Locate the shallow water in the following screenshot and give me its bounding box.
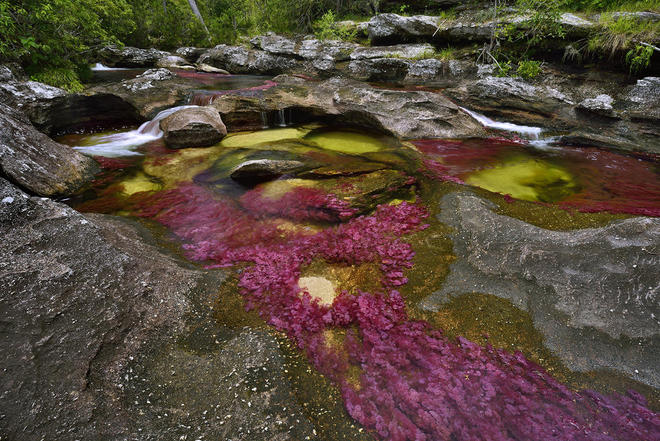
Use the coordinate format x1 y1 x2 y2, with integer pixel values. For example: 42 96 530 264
59 108 660 440
414 138 660 217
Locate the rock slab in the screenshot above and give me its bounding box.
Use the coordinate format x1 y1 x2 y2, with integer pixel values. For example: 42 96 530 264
421 191 660 388
160 105 227 148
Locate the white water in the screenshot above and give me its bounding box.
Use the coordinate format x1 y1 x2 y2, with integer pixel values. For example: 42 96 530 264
461 107 543 140
91 63 128 71
73 106 196 157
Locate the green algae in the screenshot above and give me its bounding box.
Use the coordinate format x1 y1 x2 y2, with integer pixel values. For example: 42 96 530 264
274 332 376 441
119 171 163 195
465 156 579 203
219 127 311 148
304 130 388 154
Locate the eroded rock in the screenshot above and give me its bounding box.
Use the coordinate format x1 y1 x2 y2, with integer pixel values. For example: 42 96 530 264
160 106 227 148
421 191 660 387
0 177 318 440
0 103 97 196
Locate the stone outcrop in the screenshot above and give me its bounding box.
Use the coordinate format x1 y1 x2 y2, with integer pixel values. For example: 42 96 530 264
89 68 200 119
366 12 596 45
98 45 172 68
421 191 660 388
0 103 97 196
0 67 142 134
160 106 227 148
0 177 318 440
211 75 486 139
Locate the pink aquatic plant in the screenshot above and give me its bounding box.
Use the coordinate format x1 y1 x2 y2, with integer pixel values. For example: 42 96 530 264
239 186 359 222
131 181 660 441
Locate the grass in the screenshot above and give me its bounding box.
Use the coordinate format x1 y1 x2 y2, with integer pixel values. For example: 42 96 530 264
588 13 660 56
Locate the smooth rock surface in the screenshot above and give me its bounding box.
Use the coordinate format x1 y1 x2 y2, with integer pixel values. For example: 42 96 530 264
421 191 660 387
0 103 97 196
160 106 227 148
0 178 318 440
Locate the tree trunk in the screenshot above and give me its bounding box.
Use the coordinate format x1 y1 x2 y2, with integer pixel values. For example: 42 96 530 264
186 0 210 36
162 0 167 14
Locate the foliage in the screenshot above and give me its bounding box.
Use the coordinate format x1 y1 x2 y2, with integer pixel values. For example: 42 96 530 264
562 0 660 12
626 44 654 72
30 67 85 92
506 0 566 48
314 10 359 41
516 59 542 78
495 60 514 77
586 14 659 72
0 0 135 91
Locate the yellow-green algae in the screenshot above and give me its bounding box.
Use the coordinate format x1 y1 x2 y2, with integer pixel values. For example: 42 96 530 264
119 171 163 195
219 127 311 148
465 156 579 203
304 130 388 154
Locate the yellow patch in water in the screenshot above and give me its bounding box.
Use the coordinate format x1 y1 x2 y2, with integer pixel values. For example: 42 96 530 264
219 128 310 148
305 131 387 154
120 172 162 195
465 157 578 203
258 178 317 200
298 276 337 306
142 146 224 188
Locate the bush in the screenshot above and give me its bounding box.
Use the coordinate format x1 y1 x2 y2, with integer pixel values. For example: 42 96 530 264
516 59 543 79
314 10 358 41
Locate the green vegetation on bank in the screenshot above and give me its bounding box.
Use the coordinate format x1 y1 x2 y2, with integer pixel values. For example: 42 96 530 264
0 0 658 90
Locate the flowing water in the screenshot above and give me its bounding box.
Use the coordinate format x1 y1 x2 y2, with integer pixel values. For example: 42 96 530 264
57 81 660 440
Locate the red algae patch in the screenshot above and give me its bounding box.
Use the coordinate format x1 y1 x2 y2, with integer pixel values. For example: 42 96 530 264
126 180 659 441
415 138 660 217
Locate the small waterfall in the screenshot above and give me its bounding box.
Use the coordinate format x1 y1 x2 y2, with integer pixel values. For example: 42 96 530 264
91 63 127 71
73 106 196 157
278 109 287 127
260 112 269 129
137 105 196 137
461 107 543 140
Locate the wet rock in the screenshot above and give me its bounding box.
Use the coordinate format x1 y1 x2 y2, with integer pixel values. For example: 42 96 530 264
160 106 227 148
348 57 412 82
350 43 436 60
212 76 486 139
406 59 475 82
175 46 207 63
421 191 660 388
98 44 171 68
297 39 359 61
156 55 192 69
196 63 230 74
623 76 660 122
198 44 302 75
366 13 439 44
0 103 97 196
0 77 142 134
577 94 616 117
445 75 575 127
367 12 595 45
230 159 309 183
0 178 318 440
89 70 199 119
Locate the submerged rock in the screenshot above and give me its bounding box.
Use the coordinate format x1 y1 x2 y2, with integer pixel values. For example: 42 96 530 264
0 103 97 196
230 158 309 183
421 191 660 388
160 106 227 148
0 177 318 440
